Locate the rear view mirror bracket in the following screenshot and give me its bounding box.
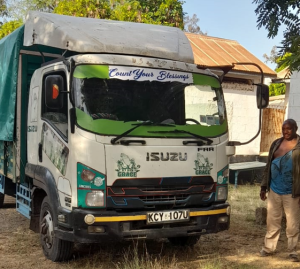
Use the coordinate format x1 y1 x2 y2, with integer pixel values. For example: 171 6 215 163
228 62 269 146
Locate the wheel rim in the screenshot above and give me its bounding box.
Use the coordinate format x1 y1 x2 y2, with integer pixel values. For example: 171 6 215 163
41 210 54 249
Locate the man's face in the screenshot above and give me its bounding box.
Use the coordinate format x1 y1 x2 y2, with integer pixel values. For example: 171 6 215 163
282 122 296 140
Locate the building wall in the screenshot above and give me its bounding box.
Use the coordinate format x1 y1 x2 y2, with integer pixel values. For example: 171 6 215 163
222 82 261 155
286 72 300 130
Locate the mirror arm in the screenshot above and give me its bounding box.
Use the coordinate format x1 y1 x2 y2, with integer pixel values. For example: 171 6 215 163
70 107 76 134
67 59 76 134
228 62 264 146
69 58 76 108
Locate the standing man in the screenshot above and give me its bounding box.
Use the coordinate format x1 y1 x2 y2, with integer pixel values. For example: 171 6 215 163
260 119 300 262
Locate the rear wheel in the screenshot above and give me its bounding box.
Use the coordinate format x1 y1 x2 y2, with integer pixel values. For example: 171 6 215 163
168 235 200 247
40 196 73 261
0 192 4 208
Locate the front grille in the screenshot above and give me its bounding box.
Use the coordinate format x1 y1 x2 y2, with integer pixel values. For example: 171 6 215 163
139 194 189 202
107 176 216 209
140 185 190 192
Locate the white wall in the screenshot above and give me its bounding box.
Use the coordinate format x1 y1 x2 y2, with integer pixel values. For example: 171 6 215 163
286 72 300 130
222 82 261 155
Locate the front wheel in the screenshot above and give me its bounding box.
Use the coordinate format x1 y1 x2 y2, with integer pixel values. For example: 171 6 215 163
40 196 73 261
168 235 200 247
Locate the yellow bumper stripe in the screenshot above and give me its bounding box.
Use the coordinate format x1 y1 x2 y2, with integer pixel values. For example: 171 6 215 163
190 208 227 217
94 208 227 223
95 215 147 222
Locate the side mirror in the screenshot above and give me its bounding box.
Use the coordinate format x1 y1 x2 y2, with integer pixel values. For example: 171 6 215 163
256 84 269 109
45 75 64 109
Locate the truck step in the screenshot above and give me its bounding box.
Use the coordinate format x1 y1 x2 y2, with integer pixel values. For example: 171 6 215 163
16 183 31 219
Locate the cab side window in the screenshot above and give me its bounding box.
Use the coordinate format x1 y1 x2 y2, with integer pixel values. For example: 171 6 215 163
42 71 68 138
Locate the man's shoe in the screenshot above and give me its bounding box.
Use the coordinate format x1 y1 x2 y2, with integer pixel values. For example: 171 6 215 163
260 250 272 257
289 254 299 262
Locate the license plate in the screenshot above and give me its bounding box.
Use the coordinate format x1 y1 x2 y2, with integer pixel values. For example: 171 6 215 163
147 209 190 224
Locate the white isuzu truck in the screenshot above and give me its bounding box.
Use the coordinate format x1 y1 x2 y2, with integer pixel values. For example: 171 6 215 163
0 12 268 261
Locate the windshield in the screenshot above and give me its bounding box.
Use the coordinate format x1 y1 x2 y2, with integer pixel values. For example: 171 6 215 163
72 65 227 138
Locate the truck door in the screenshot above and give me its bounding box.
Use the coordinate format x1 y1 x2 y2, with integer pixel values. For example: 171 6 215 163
38 68 70 181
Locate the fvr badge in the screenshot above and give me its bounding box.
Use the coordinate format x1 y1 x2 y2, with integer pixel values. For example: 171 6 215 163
198 147 214 152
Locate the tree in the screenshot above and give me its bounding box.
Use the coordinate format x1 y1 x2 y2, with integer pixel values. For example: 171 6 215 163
6 0 60 21
54 0 111 19
184 14 206 35
0 20 22 39
253 0 300 71
269 83 286 97
263 45 278 65
54 0 184 28
262 47 289 97
276 52 292 72
0 0 8 25
0 0 185 39
0 0 7 14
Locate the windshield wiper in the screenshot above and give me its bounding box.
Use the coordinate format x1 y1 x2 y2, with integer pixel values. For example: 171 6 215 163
148 129 213 145
111 121 175 144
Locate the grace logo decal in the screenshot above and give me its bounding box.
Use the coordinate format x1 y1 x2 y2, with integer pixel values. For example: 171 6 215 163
116 153 141 177
194 153 213 175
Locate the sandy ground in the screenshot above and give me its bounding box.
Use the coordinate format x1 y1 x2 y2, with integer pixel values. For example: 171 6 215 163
1 195 300 269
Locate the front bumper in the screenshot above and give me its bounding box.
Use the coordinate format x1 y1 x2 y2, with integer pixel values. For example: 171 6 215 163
55 203 230 243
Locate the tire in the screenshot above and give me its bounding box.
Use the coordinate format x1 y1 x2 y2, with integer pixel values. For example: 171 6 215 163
168 235 200 247
40 196 73 261
0 192 4 208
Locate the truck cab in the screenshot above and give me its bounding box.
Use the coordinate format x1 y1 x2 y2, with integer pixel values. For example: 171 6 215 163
0 11 233 261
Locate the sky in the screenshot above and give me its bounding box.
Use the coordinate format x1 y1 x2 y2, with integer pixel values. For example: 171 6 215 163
182 0 284 70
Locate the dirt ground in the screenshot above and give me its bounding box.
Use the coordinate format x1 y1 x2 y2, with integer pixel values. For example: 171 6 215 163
1 195 300 269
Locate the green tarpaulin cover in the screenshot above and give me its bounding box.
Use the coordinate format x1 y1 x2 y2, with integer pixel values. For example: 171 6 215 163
0 26 24 141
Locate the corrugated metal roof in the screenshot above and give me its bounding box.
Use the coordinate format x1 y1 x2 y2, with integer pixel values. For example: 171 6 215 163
277 67 290 79
185 33 277 78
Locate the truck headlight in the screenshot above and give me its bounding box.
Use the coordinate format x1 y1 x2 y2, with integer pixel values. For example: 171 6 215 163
216 186 227 201
77 163 106 208
86 191 105 206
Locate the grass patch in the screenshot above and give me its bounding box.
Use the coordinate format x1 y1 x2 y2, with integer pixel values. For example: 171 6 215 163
196 254 261 269
5 185 268 269
228 184 266 228
114 242 179 269
65 185 267 269
9 227 40 255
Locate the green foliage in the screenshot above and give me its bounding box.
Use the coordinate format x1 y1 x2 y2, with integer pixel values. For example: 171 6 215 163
253 0 300 71
107 1 143 22
0 0 8 17
0 20 22 39
54 0 184 28
0 0 185 40
269 83 286 97
262 46 292 73
23 0 58 12
275 52 292 72
54 0 111 18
